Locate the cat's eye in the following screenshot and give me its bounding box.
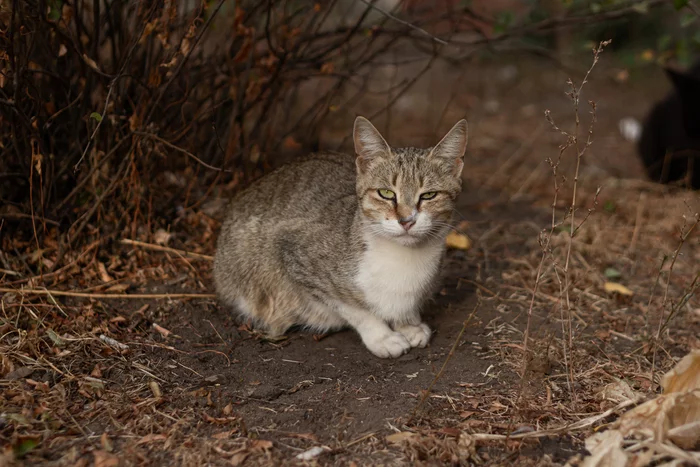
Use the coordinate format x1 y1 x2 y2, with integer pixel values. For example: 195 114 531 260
420 192 438 200
377 189 396 200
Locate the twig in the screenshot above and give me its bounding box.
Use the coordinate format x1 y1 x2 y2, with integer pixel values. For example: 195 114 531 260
628 192 646 253
358 0 448 45
470 398 640 441
0 212 60 226
133 131 230 173
409 300 480 421
650 212 700 385
144 0 227 125
0 287 216 299
120 239 214 261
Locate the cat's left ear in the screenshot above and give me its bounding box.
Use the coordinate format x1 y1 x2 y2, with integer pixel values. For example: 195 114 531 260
429 119 468 176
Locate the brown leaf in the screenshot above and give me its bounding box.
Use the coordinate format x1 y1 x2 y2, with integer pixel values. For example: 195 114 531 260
100 433 113 452
386 432 417 444
250 439 272 451
97 262 113 283
153 229 172 245
283 136 302 151
5 367 33 380
152 323 172 338
581 431 628 467
91 364 103 378
137 434 167 445
282 432 317 442
203 413 236 425
661 349 700 394
105 283 129 293
212 430 235 440
230 452 249 466
0 354 14 377
82 54 100 71
93 450 119 467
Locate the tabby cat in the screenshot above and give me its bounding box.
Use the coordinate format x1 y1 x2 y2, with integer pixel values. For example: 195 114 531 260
214 117 468 358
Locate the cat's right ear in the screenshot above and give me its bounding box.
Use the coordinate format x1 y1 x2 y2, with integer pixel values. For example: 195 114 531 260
353 116 390 173
665 66 700 96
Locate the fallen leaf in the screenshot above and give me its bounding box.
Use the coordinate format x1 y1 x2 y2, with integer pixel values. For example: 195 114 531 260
283 432 317 441
5 366 33 380
212 430 235 440
446 231 471 250
595 379 642 404
295 446 328 461
97 262 113 283
1 354 15 377
250 439 272 451
603 282 633 296
149 381 162 398
223 404 233 416
661 349 700 394
136 433 167 445
46 328 65 347
100 433 113 452
152 323 172 338
283 136 302 150
386 432 417 444
668 420 700 450
154 229 172 245
230 452 248 466
617 389 700 443
105 283 129 293
90 364 102 378
82 54 100 71
581 430 628 467
93 450 119 467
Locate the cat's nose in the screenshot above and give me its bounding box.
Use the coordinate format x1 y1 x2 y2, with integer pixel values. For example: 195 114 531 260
399 218 415 231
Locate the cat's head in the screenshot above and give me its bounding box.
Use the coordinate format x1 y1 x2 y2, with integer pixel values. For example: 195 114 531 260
666 64 700 136
353 116 468 247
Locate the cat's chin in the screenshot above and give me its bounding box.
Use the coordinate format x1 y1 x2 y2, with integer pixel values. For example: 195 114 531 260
387 232 426 247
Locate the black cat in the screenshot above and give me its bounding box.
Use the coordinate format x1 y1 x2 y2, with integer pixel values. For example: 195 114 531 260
638 59 700 189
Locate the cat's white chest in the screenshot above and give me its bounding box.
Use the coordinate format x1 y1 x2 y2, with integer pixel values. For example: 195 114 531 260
356 237 443 321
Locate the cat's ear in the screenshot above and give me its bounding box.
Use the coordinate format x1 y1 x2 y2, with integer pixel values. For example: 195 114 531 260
429 119 468 176
353 116 391 173
665 66 700 134
665 66 700 95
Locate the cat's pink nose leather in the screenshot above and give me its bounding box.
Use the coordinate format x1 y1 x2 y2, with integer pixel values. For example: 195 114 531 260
399 219 415 231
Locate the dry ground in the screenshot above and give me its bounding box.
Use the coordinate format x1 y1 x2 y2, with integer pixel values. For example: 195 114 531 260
1 52 699 466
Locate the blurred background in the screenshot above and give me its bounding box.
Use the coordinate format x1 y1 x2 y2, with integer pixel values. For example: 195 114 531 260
0 0 698 255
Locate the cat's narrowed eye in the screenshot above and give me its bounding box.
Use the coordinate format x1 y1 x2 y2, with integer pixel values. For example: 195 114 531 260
377 189 396 200
420 191 438 200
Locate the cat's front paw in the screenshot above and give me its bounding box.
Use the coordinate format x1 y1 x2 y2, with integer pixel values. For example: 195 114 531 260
396 322 431 348
364 331 411 358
